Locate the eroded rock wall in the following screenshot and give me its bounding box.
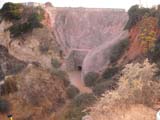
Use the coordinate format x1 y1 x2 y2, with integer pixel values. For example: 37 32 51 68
53 8 128 74
54 8 127 51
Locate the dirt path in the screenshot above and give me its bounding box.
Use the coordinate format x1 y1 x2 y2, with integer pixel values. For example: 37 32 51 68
68 71 92 93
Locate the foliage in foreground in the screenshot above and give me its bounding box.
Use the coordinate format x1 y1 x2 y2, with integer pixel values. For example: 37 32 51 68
110 38 130 63
148 36 160 62
51 66 70 87
66 85 80 99
102 67 119 79
0 99 10 114
0 2 23 20
84 72 99 87
89 60 160 120
9 12 43 37
0 2 45 37
125 4 160 30
124 5 150 30
1 77 18 95
51 58 61 69
60 93 96 120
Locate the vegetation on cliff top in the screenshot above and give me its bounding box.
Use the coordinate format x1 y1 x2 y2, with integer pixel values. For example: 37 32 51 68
0 2 23 20
0 2 44 37
124 5 160 30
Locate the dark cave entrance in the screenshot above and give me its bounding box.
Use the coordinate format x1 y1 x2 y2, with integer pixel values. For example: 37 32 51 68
77 66 82 71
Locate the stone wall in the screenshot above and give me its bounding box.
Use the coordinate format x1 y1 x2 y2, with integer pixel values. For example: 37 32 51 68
65 49 89 71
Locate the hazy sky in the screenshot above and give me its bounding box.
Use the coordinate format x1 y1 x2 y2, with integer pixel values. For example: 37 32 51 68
0 0 160 10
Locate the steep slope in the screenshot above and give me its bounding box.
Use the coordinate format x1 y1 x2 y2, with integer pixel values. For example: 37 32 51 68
2 65 67 120
0 44 27 81
82 31 128 75
119 17 159 64
53 8 128 73
0 4 68 120
0 21 60 69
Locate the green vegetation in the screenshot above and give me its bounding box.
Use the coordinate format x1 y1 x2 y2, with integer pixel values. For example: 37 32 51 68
148 37 160 62
158 15 160 28
73 93 96 107
0 99 10 114
60 104 86 120
0 2 22 20
125 4 160 30
51 58 61 69
0 2 45 37
66 85 80 99
110 38 130 63
60 93 96 120
0 69 5 80
84 72 99 87
9 12 44 37
89 60 160 119
124 5 150 30
138 17 157 52
91 66 119 96
1 78 18 95
8 63 26 75
93 80 116 96
39 42 49 54
102 67 119 79
52 68 70 87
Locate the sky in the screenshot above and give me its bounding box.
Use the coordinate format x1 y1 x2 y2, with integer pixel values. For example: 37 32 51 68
0 0 160 10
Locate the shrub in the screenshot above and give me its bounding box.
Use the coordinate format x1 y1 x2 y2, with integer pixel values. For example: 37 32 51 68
9 22 30 37
0 68 5 80
8 63 26 75
158 14 160 28
0 99 10 114
110 38 130 63
52 69 70 87
67 85 80 99
1 2 23 20
89 60 160 120
27 12 43 29
1 77 18 95
102 67 119 79
60 104 86 120
9 12 43 37
60 93 96 120
148 37 160 62
84 72 99 87
124 5 150 30
39 43 49 53
9 7 44 37
51 58 61 68
93 80 116 96
73 93 96 107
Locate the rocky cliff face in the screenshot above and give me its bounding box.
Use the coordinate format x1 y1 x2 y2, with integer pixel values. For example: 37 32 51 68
53 7 128 74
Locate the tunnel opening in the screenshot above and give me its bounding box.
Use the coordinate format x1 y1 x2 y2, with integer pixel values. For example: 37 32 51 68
77 66 82 71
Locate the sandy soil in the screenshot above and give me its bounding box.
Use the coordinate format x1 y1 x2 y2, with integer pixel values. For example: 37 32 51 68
68 71 92 93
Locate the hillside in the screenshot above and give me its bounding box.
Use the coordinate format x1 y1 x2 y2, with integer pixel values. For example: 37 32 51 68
54 7 128 74
86 5 160 120
0 3 69 120
0 2 160 120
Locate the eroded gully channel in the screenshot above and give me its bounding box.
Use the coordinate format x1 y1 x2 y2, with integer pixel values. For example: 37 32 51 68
67 71 92 93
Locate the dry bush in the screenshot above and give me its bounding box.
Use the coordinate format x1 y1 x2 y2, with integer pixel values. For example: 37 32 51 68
66 85 80 99
0 99 10 114
1 76 18 95
89 59 160 120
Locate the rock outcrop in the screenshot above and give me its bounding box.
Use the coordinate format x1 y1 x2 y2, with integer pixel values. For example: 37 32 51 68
0 45 27 81
0 20 59 69
82 31 128 75
53 7 128 74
